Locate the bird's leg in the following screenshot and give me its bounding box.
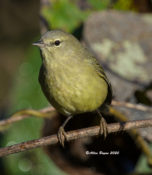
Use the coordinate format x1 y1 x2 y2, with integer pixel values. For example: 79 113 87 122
97 109 108 138
58 115 72 147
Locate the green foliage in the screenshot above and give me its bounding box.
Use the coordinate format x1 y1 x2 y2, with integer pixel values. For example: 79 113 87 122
135 151 152 173
10 48 47 111
42 0 88 32
42 0 112 32
113 0 135 11
88 0 110 10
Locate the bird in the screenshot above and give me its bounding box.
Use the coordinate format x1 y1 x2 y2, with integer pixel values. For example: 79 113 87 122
33 30 112 146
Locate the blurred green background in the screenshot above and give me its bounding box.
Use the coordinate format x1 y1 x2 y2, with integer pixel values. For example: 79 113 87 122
0 0 152 175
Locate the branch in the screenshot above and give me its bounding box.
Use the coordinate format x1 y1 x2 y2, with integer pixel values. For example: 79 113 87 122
0 119 152 158
112 100 152 112
0 107 55 131
0 100 151 131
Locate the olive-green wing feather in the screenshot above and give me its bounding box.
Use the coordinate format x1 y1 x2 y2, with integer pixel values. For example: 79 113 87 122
97 64 112 105
87 55 112 105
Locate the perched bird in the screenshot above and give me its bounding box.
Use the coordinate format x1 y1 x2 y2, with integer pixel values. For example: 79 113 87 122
33 30 112 146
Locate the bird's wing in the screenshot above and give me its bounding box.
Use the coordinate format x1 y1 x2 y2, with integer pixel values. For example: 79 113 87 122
87 55 112 105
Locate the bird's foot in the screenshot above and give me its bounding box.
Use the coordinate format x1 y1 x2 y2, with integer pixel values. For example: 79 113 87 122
57 126 68 147
99 117 108 138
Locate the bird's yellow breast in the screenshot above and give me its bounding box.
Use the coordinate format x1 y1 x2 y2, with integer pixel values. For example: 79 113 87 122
41 58 108 115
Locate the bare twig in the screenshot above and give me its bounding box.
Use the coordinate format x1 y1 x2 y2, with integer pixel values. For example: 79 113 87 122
0 100 151 131
0 119 152 158
0 107 55 131
112 100 152 112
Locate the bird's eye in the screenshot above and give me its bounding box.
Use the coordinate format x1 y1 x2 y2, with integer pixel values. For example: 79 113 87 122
54 40 61 46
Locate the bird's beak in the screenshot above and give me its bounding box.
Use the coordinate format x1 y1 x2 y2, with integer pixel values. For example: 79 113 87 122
32 40 45 47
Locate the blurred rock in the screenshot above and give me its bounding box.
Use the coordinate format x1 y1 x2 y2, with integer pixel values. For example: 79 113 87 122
84 10 152 86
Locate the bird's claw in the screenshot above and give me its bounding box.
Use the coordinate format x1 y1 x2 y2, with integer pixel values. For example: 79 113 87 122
57 126 67 147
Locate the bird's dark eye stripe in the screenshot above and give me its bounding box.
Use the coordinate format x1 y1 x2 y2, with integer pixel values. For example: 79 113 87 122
54 40 61 46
